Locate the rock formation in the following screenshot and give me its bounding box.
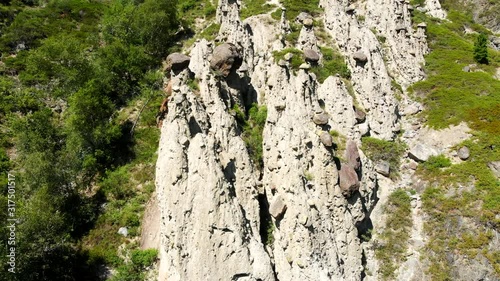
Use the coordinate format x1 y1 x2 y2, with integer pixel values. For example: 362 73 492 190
153 0 449 280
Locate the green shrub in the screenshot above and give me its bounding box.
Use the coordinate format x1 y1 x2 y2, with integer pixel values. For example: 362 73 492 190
361 137 406 177
233 104 267 169
272 48 304 70
131 249 158 268
474 33 489 64
199 23 221 41
281 0 321 21
311 47 351 82
240 0 276 20
421 155 451 171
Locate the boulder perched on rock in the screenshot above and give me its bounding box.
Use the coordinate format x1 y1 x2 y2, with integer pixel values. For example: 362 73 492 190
312 112 329 125
303 18 314 28
320 132 333 147
345 141 361 171
457 146 470 160
164 53 191 73
354 107 366 123
210 43 242 77
269 195 287 218
353 52 368 63
375 161 390 177
339 165 360 197
303 48 320 63
408 143 438 162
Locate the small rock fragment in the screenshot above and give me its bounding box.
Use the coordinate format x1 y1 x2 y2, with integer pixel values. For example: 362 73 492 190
269 195 287 218
408 143 438 162
353 52 368 63
375 161 390 177
118 227 128 237
299 63 311 70
284 53 294 61
303 18 314 28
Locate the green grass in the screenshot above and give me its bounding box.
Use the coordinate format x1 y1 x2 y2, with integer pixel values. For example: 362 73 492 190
280 0 322 21
310 47 351 83
233 104 268 169
375 189 412 280
199 23 221 41
272 48 304 70
361 137 407 178
409 8 500 279
178 0 216 26
240 0 277 20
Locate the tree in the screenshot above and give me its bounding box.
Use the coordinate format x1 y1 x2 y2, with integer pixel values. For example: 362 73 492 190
474 33 489 64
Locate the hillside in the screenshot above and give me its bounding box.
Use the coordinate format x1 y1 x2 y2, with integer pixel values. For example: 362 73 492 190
0 0 499 280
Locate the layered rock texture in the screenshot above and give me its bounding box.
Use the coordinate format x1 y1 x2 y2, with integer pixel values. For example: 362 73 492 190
153 0 450 280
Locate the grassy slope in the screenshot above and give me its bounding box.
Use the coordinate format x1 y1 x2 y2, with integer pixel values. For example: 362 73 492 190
409 7 500 280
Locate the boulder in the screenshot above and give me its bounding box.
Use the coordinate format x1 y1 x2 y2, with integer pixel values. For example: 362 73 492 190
210 43 242 77
457 146 470 160
375 161 390 177
313 112 329 125
354 107 366 123
117 227 128 237
269 195 287 218
303 18 314 28
303 48 320 63
345 141 361 171
353 52 368 63
284 53 294 61
408 143 438 162
164 53 191 73
295 12 312 23
339 165 360 197
320 132 333 147
488 161 500 179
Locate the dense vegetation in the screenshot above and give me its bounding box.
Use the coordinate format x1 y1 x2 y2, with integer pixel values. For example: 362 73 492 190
410 4 500 280
0 0 179 280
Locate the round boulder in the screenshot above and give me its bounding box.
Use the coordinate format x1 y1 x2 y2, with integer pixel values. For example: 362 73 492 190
210 43 242 77
164 53 191 73
353 51 368 63
457 146 470 160
313 112 329 125
304 48 320 63
339 165 360 197
320 132 333 147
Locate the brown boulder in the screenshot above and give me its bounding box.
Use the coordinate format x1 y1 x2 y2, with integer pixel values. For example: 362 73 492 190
210 43 242 77
339 165 360 197
345 141 361 171
164 53 191 73
313 112 329 125
304 48 320 63
320 132 333 147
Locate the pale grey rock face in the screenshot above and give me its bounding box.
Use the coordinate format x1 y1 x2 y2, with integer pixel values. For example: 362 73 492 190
424 0 447 19
154 0 437 280
408 143 439 162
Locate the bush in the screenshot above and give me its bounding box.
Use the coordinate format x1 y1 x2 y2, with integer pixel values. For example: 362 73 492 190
272 48 304 70
234 104 267 169
474 33 489 64
311 47 351 82
361 137 406 177
240 0 276 20
421 155 451 171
